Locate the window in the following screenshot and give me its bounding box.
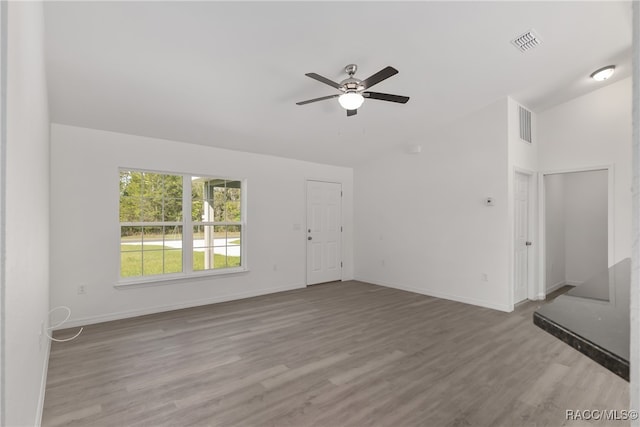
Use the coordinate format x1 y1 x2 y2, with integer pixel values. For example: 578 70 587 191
119 170 245 281
191 178 242 271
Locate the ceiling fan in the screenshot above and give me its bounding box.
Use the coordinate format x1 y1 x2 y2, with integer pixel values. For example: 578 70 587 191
296 64 410 117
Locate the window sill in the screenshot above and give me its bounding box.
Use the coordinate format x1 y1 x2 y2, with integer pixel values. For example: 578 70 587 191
114 267 249 289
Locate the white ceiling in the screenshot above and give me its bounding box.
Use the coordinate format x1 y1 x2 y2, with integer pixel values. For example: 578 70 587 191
44 1 632 167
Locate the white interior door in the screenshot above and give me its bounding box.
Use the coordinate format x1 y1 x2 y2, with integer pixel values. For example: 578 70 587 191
306 180 342 285
514 172 530 303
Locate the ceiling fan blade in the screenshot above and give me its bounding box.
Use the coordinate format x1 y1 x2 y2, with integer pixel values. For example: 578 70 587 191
296 94 340 105
363 91 410 104
305 73 342 89
360 66 399 89
347 109 357 117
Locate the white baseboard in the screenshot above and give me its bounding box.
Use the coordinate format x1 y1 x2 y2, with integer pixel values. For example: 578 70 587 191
353 276 513 313
35 338 51 427
545 280 567 294
57 283 306 329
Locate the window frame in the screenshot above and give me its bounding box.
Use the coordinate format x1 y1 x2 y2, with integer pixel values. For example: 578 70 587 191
117 168 248 287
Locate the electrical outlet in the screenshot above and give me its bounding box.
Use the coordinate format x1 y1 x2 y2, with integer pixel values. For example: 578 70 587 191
78 285 86 295
482 273 488 282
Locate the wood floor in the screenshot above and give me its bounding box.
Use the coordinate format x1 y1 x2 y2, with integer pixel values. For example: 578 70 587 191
42 281 629 427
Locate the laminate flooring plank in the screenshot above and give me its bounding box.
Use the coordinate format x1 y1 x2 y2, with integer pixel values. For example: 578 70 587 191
261 353 351 390
42 404 102 427
173 364 289 409
328 350 405 385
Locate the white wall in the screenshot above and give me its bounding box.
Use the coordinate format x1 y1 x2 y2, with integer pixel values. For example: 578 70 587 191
564 170 608 283
538 77 632 266
50 124 353 326
544 170 608 291
544 174 566 291
5 2 51 426
354 99 511 311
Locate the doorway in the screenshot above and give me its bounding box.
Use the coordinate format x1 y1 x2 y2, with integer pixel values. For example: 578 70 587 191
543 169 608 295
306 180 342 285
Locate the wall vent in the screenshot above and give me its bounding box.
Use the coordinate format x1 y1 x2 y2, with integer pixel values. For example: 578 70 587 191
511 30 541 53
519 106 532 143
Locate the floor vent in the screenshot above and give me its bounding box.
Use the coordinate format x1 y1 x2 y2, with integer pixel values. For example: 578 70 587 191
511 30 541 53
519 106 532 143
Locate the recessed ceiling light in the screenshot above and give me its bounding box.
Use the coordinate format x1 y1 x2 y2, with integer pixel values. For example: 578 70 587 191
590 65 615 82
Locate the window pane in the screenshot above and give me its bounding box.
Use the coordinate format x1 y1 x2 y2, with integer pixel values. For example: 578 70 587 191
192 224 243 272
191 179 204 200
121 226 142 251
193 225 205 246
163 175 183 199
164 226 182 247
163 249 182 274
227 186 241 201
202 199 215 222
213 247 227 269
193 178 235 223
214 225 227 245
164 198 182 221
213 187 225 221
227 243 241 258
227 253 241 267
227 185 241 222
121 251 142 277
141 198 163 222
201 247 217 271
142 226 163 249
195 225 215 248
192 199 204 221
193 248 205 271
225 200 241 222
163 226 183 274
141 172 164 198
119 171 129 194
142 250 164 276
120 171 142 197
119 196 141 222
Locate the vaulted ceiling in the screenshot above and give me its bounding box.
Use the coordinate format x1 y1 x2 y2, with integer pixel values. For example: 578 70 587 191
44 1 632 166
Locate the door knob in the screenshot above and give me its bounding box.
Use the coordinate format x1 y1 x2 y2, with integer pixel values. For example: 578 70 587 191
308 236 312 240
525 241 532 246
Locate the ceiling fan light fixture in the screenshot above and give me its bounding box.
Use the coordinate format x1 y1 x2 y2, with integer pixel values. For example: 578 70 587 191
338 92 364 110
590 65 615 81
296 65 408 116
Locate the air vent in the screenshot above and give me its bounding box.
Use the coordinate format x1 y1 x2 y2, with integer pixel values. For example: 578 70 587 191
511 30 542 53
519 106 532 143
